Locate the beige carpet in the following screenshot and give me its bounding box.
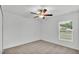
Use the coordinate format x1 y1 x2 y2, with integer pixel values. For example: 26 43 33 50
3 40 79 54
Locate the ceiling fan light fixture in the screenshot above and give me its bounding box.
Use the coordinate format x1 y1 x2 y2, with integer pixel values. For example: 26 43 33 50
30 8 53 19
39 15 44 18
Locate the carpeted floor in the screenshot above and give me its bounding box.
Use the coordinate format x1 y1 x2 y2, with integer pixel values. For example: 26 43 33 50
3 40 79 54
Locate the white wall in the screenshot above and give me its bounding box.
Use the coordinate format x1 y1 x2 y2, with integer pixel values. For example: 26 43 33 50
3 11 40 49
0 7 2 53
42 11 79 50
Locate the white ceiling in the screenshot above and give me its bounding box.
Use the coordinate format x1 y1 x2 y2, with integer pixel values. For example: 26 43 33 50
2 5 79 18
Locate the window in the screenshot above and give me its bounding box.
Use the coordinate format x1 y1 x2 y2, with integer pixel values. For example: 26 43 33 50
59 20 73 42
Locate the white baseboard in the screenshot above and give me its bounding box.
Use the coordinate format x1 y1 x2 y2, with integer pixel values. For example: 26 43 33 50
43 39 79 50
3 39 39 49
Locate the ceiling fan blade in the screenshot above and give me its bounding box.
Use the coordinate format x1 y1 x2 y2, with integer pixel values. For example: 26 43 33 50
44 14 53 16
34 16 39 18
30 12 37 14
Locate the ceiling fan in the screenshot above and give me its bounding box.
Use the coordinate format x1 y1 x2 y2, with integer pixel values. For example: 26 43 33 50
30 8 53 19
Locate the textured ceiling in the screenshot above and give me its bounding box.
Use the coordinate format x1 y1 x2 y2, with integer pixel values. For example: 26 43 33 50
2 5 79 18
